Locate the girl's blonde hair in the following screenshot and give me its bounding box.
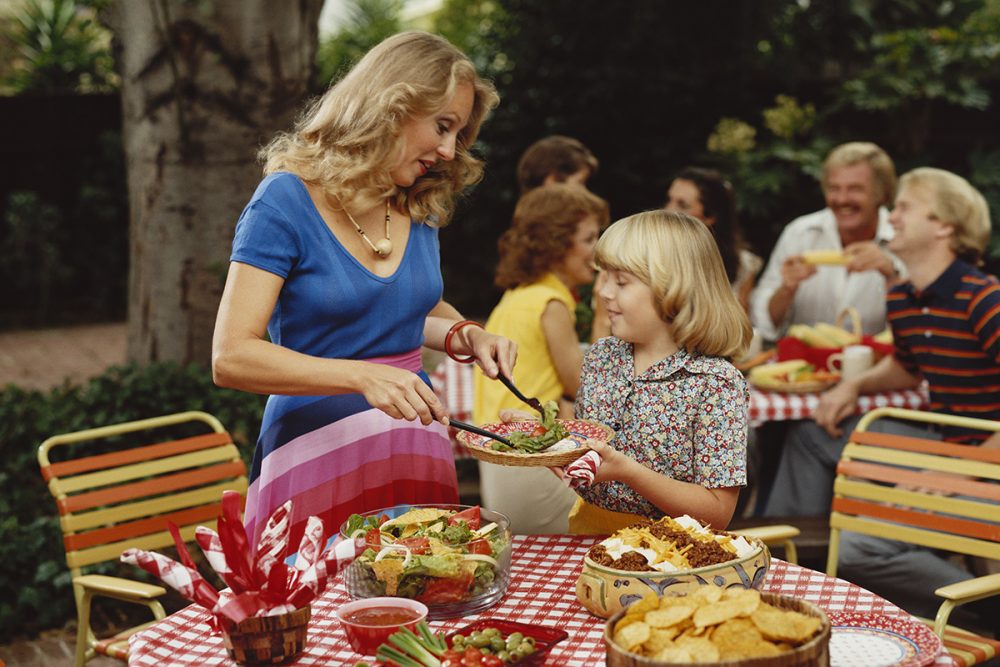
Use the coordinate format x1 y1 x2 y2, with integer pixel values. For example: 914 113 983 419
260 31 499 226
595 210 752 360
898 167 992 266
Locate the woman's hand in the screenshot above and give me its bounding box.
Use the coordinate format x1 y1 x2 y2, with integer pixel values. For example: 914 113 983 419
357 363 446 425
464 326 518 379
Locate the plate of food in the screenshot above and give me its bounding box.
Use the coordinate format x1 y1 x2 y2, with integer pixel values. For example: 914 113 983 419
748 358 840 394
828 611 941 667
446 619 568 665
455 402 614 467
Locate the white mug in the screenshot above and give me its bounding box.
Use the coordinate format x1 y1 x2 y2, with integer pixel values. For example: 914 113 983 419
827 344 874 380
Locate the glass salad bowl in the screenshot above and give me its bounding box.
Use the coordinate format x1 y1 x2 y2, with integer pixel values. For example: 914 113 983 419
339 504 512 619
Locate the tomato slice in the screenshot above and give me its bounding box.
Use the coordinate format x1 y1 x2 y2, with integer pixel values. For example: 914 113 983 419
417 571 474 604
396 536 430 555
364 527 383 550
448 506 481 530
465 538 492 556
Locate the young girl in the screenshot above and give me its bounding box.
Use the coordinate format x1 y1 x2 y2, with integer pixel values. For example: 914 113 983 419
473 183 609 533
567 209 752 534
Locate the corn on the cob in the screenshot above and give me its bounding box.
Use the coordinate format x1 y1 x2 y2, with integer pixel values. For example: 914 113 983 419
787 324 840 348
814 322 859 347
749 359 810 380
802 249 849 266
873 328 893 344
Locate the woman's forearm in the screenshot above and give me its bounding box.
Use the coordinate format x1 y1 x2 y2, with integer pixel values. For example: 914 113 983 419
213 337 373 395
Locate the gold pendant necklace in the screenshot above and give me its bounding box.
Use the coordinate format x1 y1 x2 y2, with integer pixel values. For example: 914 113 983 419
343 200 392 257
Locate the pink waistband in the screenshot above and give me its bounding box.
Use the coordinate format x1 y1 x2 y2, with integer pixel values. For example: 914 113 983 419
362 348 424 374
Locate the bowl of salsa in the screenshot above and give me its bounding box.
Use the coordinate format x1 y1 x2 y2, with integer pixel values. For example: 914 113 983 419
335 597 428 656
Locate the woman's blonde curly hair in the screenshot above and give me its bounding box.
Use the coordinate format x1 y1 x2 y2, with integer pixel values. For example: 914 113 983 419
260 31 499 227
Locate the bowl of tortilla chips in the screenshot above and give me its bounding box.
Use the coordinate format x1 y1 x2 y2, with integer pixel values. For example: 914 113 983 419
604 589 830 666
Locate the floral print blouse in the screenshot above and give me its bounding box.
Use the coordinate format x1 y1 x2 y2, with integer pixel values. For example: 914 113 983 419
575 337 749 519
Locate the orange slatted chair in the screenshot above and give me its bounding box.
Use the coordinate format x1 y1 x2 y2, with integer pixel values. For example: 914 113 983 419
827 407 1000 666
37 411 248 667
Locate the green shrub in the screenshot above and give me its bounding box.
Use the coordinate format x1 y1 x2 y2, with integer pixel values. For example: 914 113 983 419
0 362 264 641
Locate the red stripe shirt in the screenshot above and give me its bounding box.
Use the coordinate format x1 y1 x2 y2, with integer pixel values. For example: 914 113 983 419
887 260 1000 443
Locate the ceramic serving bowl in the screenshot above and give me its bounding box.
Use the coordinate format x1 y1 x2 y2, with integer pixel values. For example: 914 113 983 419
576 537 770 619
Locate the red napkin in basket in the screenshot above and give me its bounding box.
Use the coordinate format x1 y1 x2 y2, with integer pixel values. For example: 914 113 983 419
121 491 363 629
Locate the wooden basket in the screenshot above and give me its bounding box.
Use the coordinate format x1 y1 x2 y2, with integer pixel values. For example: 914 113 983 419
604 593 830 666
222 606 311 665
455 419 614 467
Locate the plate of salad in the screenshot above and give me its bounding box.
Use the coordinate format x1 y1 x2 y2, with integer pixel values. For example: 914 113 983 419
454 402 614 467
340 504 512 619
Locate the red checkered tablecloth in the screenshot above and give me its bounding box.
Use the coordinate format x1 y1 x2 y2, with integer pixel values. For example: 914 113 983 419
128 534 951 666
747 386 928 425
429 358 929 441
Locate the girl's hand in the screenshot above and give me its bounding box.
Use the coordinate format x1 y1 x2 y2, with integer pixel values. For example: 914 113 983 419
357 363 446 425
464 327 517 380
584 438 631 483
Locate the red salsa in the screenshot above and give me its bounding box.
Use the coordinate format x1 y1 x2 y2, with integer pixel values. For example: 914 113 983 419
342 606 423 627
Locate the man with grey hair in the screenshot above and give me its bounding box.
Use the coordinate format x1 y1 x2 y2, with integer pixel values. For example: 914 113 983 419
750 142 905 340
764 167 1000 627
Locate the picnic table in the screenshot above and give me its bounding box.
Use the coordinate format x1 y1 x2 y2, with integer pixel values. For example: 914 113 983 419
128 533 952 665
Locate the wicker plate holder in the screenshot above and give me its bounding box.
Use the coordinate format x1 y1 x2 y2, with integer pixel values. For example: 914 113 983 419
604 592 830 666
455 419 615 467
221 606 311 665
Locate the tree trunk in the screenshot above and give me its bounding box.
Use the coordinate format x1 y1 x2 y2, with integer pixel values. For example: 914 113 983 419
109 0 323 365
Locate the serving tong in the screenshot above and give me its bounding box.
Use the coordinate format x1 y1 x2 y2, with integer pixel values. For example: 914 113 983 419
496 373 545 417
448 419 513 449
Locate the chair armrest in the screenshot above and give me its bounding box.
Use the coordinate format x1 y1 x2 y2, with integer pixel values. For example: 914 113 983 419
74 574 166 600
935 572 1000 603
732 525 801 543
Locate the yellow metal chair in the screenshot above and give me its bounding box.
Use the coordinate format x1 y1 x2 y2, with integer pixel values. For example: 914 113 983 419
734 524 801 565
37 411 248 667
827 407 1000 666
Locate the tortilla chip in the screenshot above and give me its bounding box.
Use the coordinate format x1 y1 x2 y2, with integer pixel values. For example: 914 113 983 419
369 559 404 595
615 621 651 651
380 508 451 529
645 605 694 628
750 606 822 644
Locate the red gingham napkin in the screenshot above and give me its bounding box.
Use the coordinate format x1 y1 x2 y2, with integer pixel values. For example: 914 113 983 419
561 450 601 489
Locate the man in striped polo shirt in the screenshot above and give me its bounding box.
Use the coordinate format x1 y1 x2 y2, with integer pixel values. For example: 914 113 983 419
765 167 999 623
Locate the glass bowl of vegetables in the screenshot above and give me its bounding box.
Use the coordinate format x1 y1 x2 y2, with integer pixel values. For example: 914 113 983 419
340 504 512 619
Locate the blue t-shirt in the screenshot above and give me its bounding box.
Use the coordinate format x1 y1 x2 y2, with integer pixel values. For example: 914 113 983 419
230 172 443 360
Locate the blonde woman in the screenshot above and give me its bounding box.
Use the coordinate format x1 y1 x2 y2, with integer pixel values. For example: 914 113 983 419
212 31 517 553
567 210 752 534
473 184 609 533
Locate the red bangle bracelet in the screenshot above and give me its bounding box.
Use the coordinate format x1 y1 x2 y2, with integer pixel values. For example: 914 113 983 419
444 319 483 363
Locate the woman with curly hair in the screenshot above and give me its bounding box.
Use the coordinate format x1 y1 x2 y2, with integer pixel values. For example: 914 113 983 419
212 31 517 553
473 183 609 533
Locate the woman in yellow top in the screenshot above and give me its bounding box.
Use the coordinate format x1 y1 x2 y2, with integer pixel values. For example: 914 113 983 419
473 183 609 533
